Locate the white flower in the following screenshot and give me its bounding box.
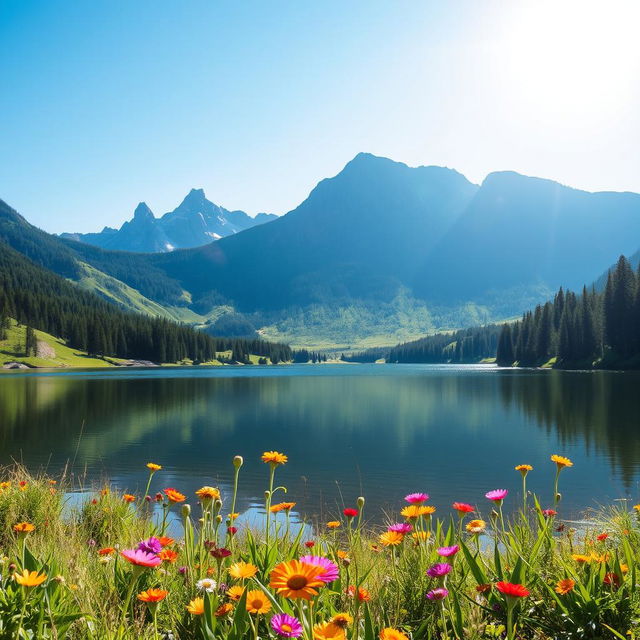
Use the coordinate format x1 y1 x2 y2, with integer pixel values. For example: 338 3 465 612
196 578 217 592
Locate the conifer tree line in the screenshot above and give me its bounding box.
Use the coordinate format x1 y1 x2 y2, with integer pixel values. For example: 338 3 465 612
497 256 640 368
292 349 328 363
0 241 291 364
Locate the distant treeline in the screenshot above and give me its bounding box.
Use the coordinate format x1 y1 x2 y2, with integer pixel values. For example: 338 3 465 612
0 241 291 364
292 349 328 363
496 256 640 368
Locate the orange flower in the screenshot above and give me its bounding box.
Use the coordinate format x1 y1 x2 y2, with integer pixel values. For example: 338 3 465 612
215 602 234 617
476 583 491 593
122 494 136 503
159 549 179 563
336 550 349 560
195 486 220 501
572 554 591 564
379 531 404 546
331 613 353 627
411 531 430 541
261 451 288 465
228 512 239 521
158 536 175 547
146 463 162 471
137 588 168 603
245 589 271 614
13 522 35 534
14 569 47 587
515 464 533 476
227 585 246 601
346 585 371 602
555 579 575 594
98 547 115 556
596 533 609 541
229 561 258 579
466 519 486 534
400 505 435 519
269 502 296 513
164 488 186 503
313 622 346 640
380 629 409 640
327 521 341 529
269 560 324 600
551 455 573 469
186 597 205 615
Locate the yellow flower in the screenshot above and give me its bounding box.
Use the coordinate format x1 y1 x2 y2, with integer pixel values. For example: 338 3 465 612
14 569 47 587
400 505 435 519
261 451 288 466
269 560 324 600
326 521 341 529
195 486 221 501
13 522 35 534
313 622 346 640
380 629 409 640
633 504 640 512
186 597 205 615
146 463 162 472
572 554 591 564
466 519 486 534
227 585 246 601
229 561 258 580
0 481 10 489
122 494 136 503
215 602 234 617
245 589 271 614
331 613 353 628
411 530 431 541
515 464 533 476
379 531 404 546
336 550 349 560
555 579 575 594
228 512 240 520
551 455 573 469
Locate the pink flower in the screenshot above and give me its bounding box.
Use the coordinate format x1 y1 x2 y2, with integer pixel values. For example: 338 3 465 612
388 523 412 534
405 493 429 504
542 509 557 517
426 588 449 600
137 537 162 555
426 563 452 578
271 613 303 638
437 545 459 558
485 489 508 503
121 549 162 567
299 555 339 583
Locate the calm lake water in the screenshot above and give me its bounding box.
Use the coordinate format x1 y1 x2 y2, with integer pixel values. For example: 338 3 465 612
1 364 639 525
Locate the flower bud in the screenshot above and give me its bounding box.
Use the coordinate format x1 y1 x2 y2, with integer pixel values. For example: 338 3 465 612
357 496 365 509
216 514 223 523
214 499 223 511
233 455 244 469
264 490 271 500
555 492 562 502
181 504 191 519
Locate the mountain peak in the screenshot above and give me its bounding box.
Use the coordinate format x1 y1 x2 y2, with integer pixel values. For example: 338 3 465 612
133 202 154 221
183 188 207 203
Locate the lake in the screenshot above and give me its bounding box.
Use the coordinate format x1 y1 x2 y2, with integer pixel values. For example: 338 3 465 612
1 364 639 525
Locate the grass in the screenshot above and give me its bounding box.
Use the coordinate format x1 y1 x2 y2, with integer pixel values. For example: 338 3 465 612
1 454 639 639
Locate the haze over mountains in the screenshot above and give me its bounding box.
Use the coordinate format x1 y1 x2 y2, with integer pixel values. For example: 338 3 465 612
61 189 276 252
3 153 640 348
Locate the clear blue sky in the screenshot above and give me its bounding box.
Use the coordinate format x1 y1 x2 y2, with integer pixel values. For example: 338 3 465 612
1 0 639 233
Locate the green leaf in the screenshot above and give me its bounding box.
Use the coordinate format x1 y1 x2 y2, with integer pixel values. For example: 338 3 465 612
460 541 488 586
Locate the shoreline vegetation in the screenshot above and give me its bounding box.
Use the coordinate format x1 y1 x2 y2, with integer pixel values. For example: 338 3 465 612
1 453 639 639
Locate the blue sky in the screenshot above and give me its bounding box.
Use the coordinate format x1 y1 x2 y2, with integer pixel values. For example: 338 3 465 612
1 0 639 233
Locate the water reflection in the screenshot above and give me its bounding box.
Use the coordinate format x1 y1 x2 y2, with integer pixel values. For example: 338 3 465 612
0 365 639 521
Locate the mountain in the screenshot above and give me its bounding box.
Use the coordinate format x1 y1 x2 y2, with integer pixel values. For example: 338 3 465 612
60 189 277 253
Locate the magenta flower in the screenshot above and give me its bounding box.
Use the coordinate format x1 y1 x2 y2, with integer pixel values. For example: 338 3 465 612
485 489 508 503
388 523 413 534
271 613 303 638
137 536 162 555
426 587 449 600
426 563 452 578
121 549 162 567
437 545 460 558
405 492 429 504
542 509 557 517
299 555 339 583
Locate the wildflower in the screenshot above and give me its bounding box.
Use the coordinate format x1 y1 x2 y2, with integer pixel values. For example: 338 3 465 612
551 454 573 469
215 602 234 617
187 597 205 615
137 588 168 602
596 532 609 541
452 502 474 514
515 464 533 476
121 549 162 568
270 501 296 513
466 519 486 534
380 629 409 640
379 531 404 546
343 508 358 518
155 493 164 502
346 585 371 601
437 545 460 557
13 522 35 534
147 463 162 471
227 585 246 600
271 613 303 637
270 560 324 600
299 555 339 583
229 561 258 580
336 550 349 560
98 547 115 556
327 521 341 529
633 504 640 512
159 549 178 563
313 622 346 640
426 588 449 600
158 536 175 547
388 523 412 533
572 554 591 564
196 578 217 592
19 481 27 490
542 509 557 517
331 613 353 627
137 537 162 555
485 489 508 503
401 505 435 519
495 582 530 598
262 451 288 466
228 512 239 520
555 579 575 594
196 486 221 502
210 547 232 559
228 526 238 535
14 569 47 587
604 572 622 588
411 530 430 541
305 541 315 548
163 488 186 503
404 492 429 504
427 563 452 578
246 589 271 614
476 583 491 593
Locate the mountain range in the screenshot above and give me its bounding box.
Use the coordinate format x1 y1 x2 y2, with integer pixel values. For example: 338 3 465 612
3 153 640 349
60 189 276 252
